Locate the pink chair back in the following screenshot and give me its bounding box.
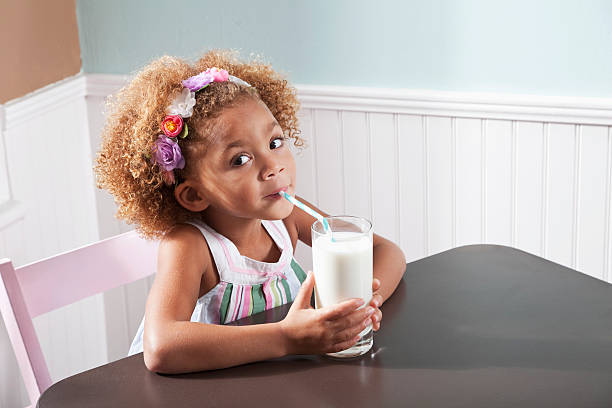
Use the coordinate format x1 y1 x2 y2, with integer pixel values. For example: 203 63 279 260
0 230 159 407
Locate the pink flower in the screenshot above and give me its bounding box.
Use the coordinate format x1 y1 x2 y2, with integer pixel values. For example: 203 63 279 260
205 67 229 82
161 115 183 138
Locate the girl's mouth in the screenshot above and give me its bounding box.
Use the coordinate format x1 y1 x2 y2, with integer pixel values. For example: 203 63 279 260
265 186 288 198
265 193 283 200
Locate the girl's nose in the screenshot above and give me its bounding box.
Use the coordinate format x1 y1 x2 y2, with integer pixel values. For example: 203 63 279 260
261 159 285 180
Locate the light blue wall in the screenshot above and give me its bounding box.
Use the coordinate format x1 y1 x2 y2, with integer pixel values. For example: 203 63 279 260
76 0 612 97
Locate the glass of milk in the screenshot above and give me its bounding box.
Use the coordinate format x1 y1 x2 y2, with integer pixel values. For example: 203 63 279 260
311 216 373 358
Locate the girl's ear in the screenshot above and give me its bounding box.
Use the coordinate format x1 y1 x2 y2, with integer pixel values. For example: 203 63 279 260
174 182 209 212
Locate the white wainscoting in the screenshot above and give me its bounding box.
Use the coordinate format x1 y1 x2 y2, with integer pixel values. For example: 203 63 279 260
296 86 612 281
1 74 612 407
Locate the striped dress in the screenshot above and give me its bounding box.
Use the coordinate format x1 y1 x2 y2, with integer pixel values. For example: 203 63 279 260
128 218 307 355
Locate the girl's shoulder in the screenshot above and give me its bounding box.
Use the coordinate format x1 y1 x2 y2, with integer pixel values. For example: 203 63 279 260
161 222 208 248
158 223 213 281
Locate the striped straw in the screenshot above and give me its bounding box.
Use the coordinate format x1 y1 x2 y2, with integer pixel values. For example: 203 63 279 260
279 191 331 235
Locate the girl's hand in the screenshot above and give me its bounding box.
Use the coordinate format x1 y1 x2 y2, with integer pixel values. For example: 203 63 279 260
370 278 383 331
279 271 375 355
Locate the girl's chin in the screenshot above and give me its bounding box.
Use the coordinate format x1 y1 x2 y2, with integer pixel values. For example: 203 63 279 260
261 200 294 220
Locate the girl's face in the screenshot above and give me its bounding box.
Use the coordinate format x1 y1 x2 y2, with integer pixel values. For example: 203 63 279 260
191 97 296 220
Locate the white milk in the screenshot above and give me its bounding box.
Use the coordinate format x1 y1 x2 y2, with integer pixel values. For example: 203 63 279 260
312 232 373 309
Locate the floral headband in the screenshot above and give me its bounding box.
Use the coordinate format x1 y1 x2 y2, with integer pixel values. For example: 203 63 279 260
151 67 251 185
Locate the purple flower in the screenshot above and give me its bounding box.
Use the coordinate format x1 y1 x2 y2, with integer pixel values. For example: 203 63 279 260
151 135 185 171
181 67 230 92
182 72 215 92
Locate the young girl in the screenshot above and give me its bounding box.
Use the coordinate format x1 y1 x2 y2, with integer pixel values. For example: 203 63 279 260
95 50 406 373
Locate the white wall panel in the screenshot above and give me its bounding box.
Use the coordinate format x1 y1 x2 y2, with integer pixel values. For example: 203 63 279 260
312 110 344 215
485 120 513 246
42 113 62 256
427 117 454 254
397 115 426 262
294 109 317 205
576 125 609 279
455 118 483 246
546 124 576 268
370 112 399 242
515 122 545 255
341 111 371 220
0 107 10 204
606 127 612 283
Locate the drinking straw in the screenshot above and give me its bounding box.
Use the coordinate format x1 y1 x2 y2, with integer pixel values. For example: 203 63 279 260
279 191 332 236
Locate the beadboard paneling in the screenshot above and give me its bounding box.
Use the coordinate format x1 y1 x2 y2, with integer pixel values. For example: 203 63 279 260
544 124 575 267
576 125 609 279
313 110 344 215
515 121 545 255
484 120 513 246
397 115 426 262
301 106 612 284
455 118 483 246
0 107 10 204
294 110 318 205
370 112 399 243
427 117 454 254
341 111 371 221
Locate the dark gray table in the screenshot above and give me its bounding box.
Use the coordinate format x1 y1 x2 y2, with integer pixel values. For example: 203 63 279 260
37 245 612 407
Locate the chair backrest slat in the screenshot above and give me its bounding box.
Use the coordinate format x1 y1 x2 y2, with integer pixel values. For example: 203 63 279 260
0 259 53 403
18 231 159 318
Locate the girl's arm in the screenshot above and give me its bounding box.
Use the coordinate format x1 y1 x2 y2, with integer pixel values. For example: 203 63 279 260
370 234 406 304
143 224 368 374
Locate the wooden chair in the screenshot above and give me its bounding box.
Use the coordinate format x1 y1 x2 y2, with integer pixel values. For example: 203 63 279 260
0 230 159 407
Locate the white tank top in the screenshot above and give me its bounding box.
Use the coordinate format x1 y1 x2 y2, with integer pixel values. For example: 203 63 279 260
128 219 307 355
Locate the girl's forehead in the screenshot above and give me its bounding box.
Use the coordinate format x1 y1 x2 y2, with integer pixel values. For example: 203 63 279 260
208 100 278 147
223 97 274 123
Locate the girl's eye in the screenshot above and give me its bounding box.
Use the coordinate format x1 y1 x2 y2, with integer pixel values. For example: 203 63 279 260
270 137 284 149
232 154 250 167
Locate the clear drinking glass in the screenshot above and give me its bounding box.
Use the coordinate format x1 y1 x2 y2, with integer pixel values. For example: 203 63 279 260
311 216 373 358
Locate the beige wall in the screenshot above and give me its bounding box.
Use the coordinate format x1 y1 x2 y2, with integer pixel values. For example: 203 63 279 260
0 0 81 103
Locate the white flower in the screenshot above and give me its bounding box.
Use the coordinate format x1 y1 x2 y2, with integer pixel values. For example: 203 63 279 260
167 88 196 118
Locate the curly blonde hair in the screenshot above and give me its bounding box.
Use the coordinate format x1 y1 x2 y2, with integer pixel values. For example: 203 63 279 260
95 50 303 239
